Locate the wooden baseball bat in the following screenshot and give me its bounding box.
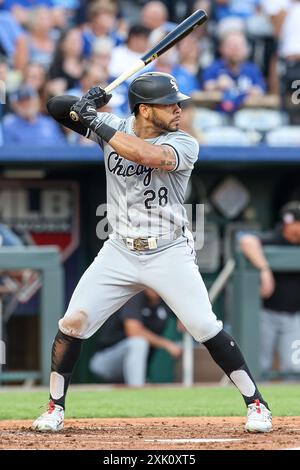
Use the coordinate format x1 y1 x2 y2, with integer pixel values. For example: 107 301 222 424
70 9 208 121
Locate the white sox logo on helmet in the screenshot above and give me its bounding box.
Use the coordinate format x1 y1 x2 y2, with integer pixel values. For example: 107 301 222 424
170 78 179 91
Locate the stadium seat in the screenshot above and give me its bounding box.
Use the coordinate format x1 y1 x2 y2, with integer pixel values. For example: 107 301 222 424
194 107 227 130
203 126 254 146
266 126 300 146
234 108 286 132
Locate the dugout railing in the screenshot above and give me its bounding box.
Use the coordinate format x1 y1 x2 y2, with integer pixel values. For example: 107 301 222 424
0 246 64 385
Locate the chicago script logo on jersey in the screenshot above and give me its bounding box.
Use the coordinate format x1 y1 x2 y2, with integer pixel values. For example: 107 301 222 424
107 152 154 186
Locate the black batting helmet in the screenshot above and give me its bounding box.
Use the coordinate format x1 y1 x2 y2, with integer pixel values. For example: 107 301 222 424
128 72 190 113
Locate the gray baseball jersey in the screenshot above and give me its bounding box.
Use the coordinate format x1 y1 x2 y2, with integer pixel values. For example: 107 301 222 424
87 114 199 238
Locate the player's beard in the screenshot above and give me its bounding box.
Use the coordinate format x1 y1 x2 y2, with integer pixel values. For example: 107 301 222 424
151 108 180 132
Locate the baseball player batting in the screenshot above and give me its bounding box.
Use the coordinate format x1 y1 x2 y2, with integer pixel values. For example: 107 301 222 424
32 72 272 433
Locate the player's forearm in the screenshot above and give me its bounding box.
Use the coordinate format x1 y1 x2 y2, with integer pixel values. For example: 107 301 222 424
109 131 176 170
239 235 270 271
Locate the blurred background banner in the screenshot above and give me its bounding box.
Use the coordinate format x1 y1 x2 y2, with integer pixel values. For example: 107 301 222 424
0 180 80 262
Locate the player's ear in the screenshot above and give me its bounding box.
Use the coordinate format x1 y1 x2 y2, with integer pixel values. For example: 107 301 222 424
139 104 151 119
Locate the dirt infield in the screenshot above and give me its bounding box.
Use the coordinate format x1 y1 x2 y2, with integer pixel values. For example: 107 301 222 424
1 417 300 450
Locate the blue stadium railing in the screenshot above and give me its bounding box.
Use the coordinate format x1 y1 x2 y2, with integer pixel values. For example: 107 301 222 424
0 145 300 163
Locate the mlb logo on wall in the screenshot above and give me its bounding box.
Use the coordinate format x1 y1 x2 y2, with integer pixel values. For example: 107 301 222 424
0 180 79 302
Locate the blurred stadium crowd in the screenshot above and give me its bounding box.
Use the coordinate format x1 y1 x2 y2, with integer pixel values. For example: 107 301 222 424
1 0 300 147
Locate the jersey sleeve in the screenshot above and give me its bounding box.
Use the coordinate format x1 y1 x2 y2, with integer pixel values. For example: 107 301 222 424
87 112 124 147
162 132 199 172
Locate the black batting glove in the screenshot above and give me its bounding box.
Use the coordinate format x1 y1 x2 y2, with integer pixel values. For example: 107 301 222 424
82 86 112 109
70 98 102 131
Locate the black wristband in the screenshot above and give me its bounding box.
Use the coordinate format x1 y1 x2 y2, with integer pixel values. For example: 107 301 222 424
93 121 117 143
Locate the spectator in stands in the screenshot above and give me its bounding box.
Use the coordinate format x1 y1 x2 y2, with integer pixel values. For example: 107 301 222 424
163 0 196 23
0 10 28 70
73 0 89 25
89 288 182 387
23 62 47 93
3 0 78 28
23 62 48 112
67 64 107 98
261 0 300 122
109 25 150 79
239 201 300 379
90 36 113 78
213 0 260 23
48 27 84 92
141 1 172 31
25 6 56 70
192 0 215 71
2 0 49 25
202 30 266 112
148 28 200 95
0 54 9 117
3 84 66 145
179 99 205 143
51 1 80 28
148 49 199 96
82 1 125 58
3 1 54 13
177 33 201 88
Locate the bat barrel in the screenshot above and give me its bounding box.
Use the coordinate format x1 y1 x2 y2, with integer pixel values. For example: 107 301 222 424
141 9 208 65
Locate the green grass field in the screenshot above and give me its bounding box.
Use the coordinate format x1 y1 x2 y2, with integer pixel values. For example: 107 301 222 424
0 384 299 420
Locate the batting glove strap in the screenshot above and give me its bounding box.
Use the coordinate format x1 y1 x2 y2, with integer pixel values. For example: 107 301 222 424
92 120 117 143
70 98 116 142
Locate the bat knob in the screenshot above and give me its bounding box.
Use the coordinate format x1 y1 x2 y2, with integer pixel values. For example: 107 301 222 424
70 111 79 122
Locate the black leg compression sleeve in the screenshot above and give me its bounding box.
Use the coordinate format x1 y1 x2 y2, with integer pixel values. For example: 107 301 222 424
203 330 269 409
47 95 88 136
50 330 82 408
